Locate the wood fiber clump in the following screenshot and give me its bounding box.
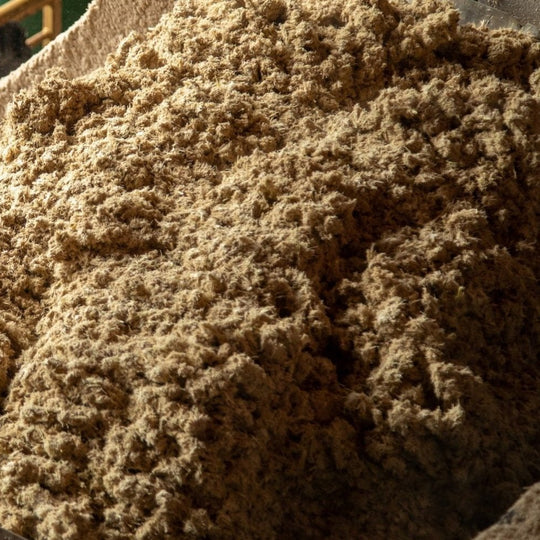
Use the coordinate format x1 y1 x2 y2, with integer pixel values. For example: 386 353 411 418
0 0 538 538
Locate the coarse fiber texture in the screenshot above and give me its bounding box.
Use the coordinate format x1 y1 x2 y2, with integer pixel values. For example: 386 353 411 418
0 0 176 117
0 0 538 538
475 482 540 539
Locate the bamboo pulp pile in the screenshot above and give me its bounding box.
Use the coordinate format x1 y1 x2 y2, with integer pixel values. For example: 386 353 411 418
0 1 538 538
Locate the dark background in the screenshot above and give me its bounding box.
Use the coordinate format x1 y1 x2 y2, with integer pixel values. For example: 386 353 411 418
0 0 93 51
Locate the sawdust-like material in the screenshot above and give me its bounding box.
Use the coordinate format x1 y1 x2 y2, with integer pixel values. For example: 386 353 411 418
475 481 540 539
0 0 538 538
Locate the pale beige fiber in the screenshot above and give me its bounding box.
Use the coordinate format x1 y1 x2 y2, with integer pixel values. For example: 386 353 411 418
0 0 176 116
476 482 540 539
0 0 538 539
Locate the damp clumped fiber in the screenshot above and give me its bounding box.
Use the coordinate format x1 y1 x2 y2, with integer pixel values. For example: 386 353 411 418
0 0 539 538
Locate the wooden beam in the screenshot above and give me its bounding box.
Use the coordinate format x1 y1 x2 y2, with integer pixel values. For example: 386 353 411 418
25 26 52 47
42 0 61 45
0 0 63 48
0 0 51 26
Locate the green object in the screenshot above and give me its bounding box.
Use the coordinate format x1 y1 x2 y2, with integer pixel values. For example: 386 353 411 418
0 0 93 50
63 0 93 31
